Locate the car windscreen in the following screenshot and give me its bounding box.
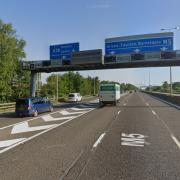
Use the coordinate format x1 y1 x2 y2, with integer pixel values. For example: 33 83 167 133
100 86 115 91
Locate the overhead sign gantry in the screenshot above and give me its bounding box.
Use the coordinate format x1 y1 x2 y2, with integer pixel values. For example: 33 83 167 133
21 32 180 97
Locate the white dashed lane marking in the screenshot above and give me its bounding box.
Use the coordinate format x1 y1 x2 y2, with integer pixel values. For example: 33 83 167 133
93 133 106 149
152 110 156 115
171 135 180 149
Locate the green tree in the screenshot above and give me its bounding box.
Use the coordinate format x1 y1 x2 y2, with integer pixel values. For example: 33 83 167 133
172 82 180 93
162 81 169 92
0 19 27 101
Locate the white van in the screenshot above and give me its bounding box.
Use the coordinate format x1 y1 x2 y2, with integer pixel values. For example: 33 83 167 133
99 83 120 106
68 93 82 102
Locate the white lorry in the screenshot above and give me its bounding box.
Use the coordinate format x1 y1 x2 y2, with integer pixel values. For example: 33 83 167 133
99 83 120 106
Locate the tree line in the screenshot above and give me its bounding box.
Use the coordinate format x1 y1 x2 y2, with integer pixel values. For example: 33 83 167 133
39 72 139 100
146 81 180 93
39 72 100 99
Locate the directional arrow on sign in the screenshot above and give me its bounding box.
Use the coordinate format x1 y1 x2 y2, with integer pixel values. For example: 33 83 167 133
161 47 168 51
134 49 140 53
11 122 57 134
42 114 76 122
0 138 26 148
59 110 86 115
110 51 115 54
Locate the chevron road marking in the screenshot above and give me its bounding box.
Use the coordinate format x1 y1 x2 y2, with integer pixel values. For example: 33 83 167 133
0 108 95 154
42 114 76 122
0 138 26 148
70 107 91 111
59 110 87 115
11 122 57 134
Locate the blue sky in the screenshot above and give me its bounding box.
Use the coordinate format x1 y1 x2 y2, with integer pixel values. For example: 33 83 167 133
0 0 180 86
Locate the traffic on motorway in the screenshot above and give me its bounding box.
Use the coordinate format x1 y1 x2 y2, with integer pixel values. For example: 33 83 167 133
1 1 180 179
0 92 180 180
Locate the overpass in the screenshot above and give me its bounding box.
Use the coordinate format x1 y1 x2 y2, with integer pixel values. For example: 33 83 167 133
21 50 180 97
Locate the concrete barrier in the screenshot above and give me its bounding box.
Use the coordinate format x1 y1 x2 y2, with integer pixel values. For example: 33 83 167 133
144 91 180 106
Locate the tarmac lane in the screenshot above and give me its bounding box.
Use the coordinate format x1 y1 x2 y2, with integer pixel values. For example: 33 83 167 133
0 95 129 180
73 92 180 180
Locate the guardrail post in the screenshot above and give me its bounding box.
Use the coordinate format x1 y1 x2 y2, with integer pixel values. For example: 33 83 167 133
30 71 37 97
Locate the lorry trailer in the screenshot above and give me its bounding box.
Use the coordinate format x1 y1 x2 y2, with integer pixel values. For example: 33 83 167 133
99 83 120 106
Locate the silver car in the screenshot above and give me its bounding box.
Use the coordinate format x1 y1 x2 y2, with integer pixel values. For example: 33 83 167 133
68 93 82 102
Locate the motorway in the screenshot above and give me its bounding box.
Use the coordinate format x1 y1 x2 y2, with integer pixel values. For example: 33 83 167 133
0 92 180 180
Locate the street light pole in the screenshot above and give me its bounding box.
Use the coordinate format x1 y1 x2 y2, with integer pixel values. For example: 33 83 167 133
56 74 59 101
149 69 151 92
161 26 179 96
94 77 96 95
170 66 172 95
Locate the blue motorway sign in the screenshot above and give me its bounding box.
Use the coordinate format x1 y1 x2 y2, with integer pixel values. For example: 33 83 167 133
105 33 174 55
50 42 79 60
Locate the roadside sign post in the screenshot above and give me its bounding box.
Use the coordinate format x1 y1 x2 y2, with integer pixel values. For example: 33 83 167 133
30 72 37 97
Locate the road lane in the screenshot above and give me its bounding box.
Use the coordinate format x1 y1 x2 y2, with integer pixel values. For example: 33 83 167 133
3 92 179 180
0 94 130 180
75 92 180 180
140 92 180 144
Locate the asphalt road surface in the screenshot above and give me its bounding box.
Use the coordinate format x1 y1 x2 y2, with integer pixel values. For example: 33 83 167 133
0 92 180 180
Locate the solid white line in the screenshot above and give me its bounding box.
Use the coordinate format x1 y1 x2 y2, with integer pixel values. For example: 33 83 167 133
0 109 94 154
93 133 106 148
117 110 121 115
171 135 180 149
152 110 156 115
